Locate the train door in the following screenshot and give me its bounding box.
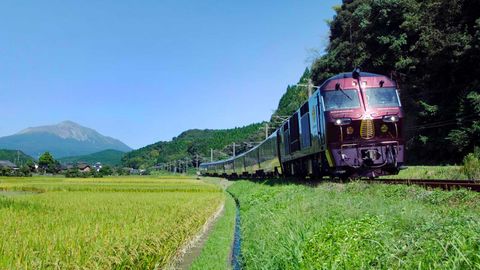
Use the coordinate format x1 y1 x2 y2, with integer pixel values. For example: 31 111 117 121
316 93 327 150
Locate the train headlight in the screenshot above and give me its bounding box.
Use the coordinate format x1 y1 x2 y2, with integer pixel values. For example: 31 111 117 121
382 115 399 123
346 126 354 135
380 124 388 133
334 118 352 126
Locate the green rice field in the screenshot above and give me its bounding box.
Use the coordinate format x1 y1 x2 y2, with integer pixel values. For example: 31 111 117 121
0 176 224 269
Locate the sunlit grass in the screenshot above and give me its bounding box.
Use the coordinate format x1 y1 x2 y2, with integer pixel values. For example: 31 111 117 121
190 193 236 270
380 166 468 180
228 180 480 269
0 176 223 269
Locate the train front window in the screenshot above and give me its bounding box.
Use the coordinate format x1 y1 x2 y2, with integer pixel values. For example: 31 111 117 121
366 88 400 108
323 89 361 111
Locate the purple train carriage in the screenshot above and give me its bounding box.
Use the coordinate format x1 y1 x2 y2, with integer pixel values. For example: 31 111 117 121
200 70 404 179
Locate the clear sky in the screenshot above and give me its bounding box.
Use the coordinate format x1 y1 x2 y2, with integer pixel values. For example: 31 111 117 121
0 0 340 149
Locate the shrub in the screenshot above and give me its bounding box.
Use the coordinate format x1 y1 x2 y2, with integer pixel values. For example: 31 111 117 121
462 153 480 180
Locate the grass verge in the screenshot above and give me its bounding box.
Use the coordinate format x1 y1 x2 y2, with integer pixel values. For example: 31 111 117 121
380 166 474 180
190 193 236 270
228 180 480 269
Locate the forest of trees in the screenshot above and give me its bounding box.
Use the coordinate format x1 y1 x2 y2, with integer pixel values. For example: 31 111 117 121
121 123 266 169
311 0 480 164
124 0 480 168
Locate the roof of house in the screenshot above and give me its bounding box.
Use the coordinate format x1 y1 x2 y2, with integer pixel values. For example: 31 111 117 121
77 163 91 169
0 160 17 168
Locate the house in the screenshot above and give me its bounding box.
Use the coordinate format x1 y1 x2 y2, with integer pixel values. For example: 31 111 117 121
94 162 102 172
77 163 91 173
0 160 17 169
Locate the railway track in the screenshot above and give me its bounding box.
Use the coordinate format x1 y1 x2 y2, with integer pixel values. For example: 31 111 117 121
369 179 480 192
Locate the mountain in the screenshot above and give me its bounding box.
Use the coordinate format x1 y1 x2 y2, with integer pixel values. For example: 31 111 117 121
58 149 125 166
0 121 132 158
0 149 35 166
121 123 266 169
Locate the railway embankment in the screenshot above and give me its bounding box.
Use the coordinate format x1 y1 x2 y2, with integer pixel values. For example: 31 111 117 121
227 180 480 269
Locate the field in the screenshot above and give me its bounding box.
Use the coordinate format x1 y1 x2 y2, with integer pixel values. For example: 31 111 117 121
2 174 479 270
228 180 480 269
0 176 224 269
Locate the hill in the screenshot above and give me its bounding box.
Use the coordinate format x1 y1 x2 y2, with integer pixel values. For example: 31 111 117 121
122 123 266 169
0 149 35 166
58 149 125 166
0 121 132 158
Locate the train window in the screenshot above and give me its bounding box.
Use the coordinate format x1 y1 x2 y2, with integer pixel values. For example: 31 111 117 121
300 103 309 115
365 88 400 108
323 89 360 111
289 113 300 152
300 113 311 148
283 129 290 154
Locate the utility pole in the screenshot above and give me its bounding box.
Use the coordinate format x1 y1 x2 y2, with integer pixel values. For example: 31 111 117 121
232 142 236 158
307 78 313 97
297 81 318 98
265 123 269 139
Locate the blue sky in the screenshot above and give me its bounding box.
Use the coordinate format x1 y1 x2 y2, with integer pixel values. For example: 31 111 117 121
0 0 340 149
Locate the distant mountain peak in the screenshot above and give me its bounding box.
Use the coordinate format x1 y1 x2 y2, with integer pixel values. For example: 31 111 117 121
1 121 132 158
18 120 99 141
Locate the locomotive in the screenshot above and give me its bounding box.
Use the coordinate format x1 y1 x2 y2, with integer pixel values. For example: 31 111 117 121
200 70 404 179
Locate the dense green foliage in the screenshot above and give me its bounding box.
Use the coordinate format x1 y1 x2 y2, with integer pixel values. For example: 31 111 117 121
0 149 35 165
269 68 312 130
38 152 58 173
122 123 266 169
0 166 32 177
228 180 480 269
309 0 480 163
59 149 125 166
0 176 223 269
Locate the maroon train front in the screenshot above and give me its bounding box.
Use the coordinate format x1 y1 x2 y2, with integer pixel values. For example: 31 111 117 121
200 69 404 179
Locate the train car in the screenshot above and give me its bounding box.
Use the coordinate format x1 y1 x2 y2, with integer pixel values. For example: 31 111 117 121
320 70 404 178
200 69 404 179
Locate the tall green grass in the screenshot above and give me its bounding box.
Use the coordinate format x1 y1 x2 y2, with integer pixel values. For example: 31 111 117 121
0 176 223 269
190 194 236 270
228 181 480 269
380 166 468 180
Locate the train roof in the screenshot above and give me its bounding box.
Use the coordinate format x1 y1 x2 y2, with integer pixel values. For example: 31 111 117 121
328 71 380 80
318 71 396 91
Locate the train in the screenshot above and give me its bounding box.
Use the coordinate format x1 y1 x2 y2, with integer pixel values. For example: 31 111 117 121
199 69 404 179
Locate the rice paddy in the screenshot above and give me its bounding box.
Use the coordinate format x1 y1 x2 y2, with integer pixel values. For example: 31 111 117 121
0 176 224 269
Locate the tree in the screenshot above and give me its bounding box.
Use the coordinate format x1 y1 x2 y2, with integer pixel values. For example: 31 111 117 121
99 165 113 176
38 152 57 174
18 165 32 177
